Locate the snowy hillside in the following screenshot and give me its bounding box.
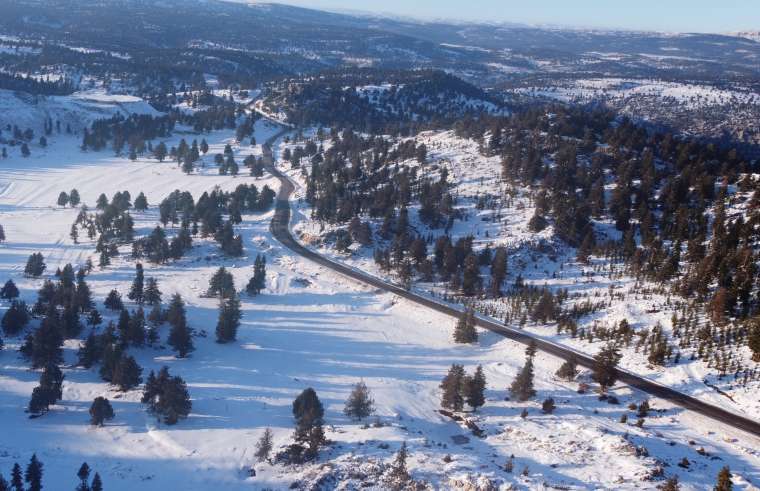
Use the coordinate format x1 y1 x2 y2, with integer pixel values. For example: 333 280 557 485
0 89 160 137
284 128 760 421
0 93 758 489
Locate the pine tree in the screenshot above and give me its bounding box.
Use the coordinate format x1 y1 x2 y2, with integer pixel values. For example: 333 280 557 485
0 224 5 242
207 267 235 298
142 369 191 425
24 253 46 277
0 473 8 491
388 442 410 484
134 192 148 211
10 464 22 491
104 289 123 311
0 279 19 299
453 307 477 343
77 331 102 368
76 463 90 491
343 381 375 420
509 356 536 402
555 356 578 381
143 277 162 305
542 397 556 414
715 466 732 491
167 293 193 357
89 397 114 426
24 454 43 491
593 342 622 393
90 473 102 491
440 364 465 411
127 263 144 303
215 295 241 343
246 255 267 296
21 315 63 368
112 354 142 391
2 300 30 336
57 191 69 207
69 189 81 207
292 388 325 456
254 428 274 462
464 365 486 411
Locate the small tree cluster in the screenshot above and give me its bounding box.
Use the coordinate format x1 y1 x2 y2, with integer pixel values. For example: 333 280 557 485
28 363 64 415
440 364 486 411
142 366 192 425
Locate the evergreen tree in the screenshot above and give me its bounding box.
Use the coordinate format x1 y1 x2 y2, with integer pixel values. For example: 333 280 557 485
104 289 123 311
69 189 81 207
10 464 22 491
96 194 108 210
440 364 465 411
90 473 102 491
57 191 69 207
538 395 556 414
77 331 102 368
715 466 732 491
464 365 486 411
509 356 536 402
593 342 622 393
141 367 191 425
112 354 142 391
24 455 42 491
75 276 94 313
76 462 90 491
453 307 477 343
28 363 64 414
143 277 162 305
87 309 102 327
343 381 375 421
0 474 8 491
134 192 148 211
24 253 46 277
127 263 144 303
254 428 274 462
167 294 193 357
2 300 29 336
215 294 241 343
0 224 5 242
21 315 63 368
246 255 267 296
292 388 325 456
555 356 578 381
388 442 410 484
207 267 235 298
89 397 114 426
0 279 19 300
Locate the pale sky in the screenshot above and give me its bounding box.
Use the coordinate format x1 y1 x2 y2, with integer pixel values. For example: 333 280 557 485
268 0 759 33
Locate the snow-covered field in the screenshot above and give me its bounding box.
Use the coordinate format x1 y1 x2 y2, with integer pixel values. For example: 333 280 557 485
0 96 759 489
511 78 760 110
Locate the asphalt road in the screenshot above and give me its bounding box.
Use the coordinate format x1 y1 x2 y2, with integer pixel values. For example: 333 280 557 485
261 135 760 439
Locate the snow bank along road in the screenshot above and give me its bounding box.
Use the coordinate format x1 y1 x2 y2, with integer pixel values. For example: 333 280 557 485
261 130 760 439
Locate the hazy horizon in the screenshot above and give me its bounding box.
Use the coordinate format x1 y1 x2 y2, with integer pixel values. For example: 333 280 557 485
252 0 760 34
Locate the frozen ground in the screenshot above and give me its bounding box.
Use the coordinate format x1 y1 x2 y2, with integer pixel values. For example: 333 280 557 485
285 129 760 421
0 100 758 489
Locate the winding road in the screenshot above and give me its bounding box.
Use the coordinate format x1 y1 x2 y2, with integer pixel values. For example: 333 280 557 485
261 132 760 439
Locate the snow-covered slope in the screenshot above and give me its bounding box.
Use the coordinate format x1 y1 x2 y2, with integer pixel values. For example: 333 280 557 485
0 109 758 489
0 89 160 137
